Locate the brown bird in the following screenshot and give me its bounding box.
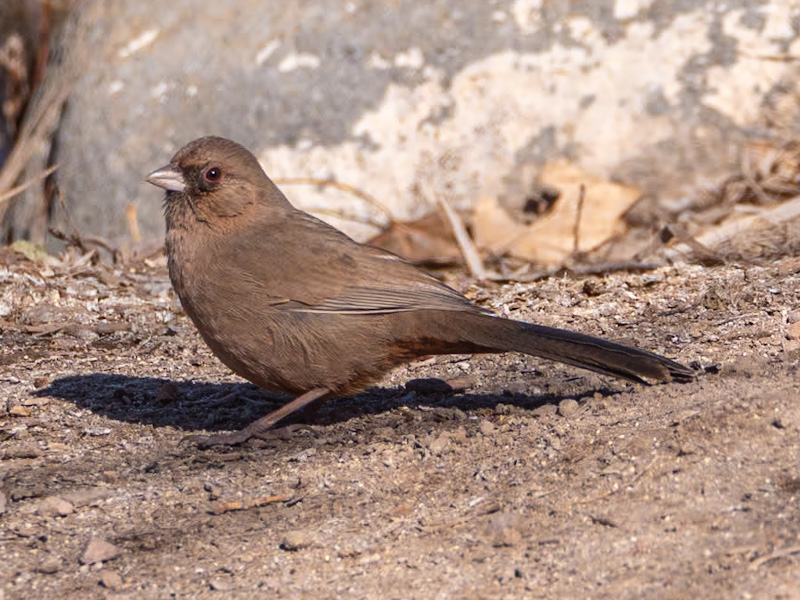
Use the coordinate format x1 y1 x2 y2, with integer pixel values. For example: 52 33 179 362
146 136 694 447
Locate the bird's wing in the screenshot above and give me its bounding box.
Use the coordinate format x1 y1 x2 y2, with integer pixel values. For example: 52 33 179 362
229 210 488 316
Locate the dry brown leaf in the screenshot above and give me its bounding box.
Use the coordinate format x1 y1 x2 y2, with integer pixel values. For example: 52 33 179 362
473 162 642 266
471 195 528 253
367 211 463 267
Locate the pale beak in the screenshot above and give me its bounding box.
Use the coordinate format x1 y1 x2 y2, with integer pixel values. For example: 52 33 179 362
146 165 186 192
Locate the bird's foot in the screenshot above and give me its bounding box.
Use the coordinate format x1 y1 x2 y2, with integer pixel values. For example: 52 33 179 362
178 387 331 449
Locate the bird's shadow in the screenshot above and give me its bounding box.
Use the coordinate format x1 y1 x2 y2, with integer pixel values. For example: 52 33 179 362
35 373 622 434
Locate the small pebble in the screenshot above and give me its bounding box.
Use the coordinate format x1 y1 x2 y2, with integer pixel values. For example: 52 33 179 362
83 428 112 437
81 538 122 565
62 324 99 340
641 273 665 286
531 404 557 418
98 570 123 589
94 322 131 335
36 556 62 574
21 397 50 407
209 577 235 591
356 553 382 565
431 407 467 421
451 426 468 444
280 530 313 551
36 496 75 518
582 279 606 296
428 432 450 455
479 420 496 436
1 444 41 460
558 399 580 418
61 487 113 508
444 376 474 391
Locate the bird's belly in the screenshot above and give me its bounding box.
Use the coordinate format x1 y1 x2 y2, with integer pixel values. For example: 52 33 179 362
179 290 399 396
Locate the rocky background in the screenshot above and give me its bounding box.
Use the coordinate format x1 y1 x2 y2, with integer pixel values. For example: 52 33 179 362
1 0 799 267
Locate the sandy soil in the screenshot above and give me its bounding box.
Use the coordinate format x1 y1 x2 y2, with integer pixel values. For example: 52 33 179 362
1 249 799 600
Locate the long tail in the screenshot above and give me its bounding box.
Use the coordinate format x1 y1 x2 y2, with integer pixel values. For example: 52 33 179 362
436 312 695 384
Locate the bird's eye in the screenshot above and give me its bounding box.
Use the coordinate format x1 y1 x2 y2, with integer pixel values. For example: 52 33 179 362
204 167 222 182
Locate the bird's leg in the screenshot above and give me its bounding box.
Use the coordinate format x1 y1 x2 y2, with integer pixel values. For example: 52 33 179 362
182 387 331 448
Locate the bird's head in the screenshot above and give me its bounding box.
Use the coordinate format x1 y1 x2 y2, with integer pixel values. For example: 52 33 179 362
147 136 290 227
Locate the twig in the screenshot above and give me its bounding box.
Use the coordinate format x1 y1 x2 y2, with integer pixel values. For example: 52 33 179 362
713 312 762 327
588 514 618 527
47 226 86 253
664 225 724 265
740 151 773 205
49 187 118 255
739 51 800 63
436 194 486 280
210 493 292 515
572 183 585 255
48 227 119 256
749 544 800 569
125 205 141 243
0 164 59 207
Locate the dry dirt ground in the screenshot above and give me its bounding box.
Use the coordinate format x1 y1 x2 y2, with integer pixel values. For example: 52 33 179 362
1 248 799 600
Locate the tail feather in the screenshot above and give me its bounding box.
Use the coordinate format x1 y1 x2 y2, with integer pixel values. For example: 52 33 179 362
455 313 694 384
